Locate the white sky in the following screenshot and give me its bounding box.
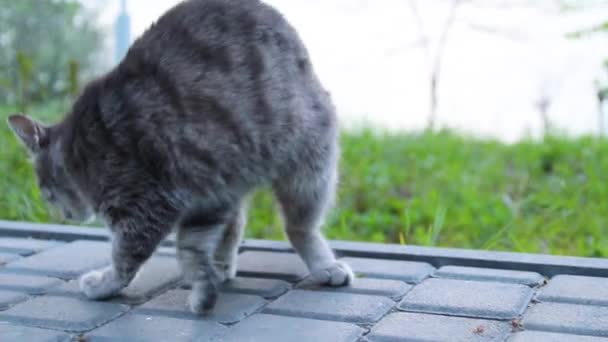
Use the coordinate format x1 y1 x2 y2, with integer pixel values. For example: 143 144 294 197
87 0 608 142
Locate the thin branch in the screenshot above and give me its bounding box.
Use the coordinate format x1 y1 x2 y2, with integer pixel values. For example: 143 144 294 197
427 0 462 130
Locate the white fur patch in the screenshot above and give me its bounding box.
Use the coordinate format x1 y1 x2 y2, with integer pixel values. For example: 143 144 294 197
79 266 126 299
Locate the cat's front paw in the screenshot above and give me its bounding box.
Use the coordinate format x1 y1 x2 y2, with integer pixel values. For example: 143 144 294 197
79 267 125 300
297 260 354 288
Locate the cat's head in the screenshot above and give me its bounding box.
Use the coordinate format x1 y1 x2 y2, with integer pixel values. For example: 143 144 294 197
7 114 94 223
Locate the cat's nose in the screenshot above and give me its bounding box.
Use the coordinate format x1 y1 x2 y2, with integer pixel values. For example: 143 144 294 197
63 210 73 220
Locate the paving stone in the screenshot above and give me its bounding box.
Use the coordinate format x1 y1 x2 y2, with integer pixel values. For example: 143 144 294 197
509 331 608 341
0 290 28 310
0 237 64 256
220 277 291 299
263 289 394 324
0 272 63 294
339 257 434 283
524 302 608 337
220 314 364 342
303 277 412 300
0 252 21 265
367 312 511 342
6 240 111 279
399 278 533 319
237 251 309 281
136 289 266 324
0 296 129 333
435 265 545 286
88 314 227 342
0 324 71 342
538 275 608 305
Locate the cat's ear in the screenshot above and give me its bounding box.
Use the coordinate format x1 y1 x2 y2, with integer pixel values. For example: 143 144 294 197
7 114 49 154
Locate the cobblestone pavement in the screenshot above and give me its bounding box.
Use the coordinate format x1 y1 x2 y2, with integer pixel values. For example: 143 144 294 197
1 220 608 341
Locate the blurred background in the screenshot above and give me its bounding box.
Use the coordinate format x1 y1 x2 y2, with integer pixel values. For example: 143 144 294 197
1 0 608 257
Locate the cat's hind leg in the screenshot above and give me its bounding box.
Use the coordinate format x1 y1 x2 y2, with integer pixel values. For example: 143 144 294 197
214 200 247 280
177 203 234 314
273 148 354 288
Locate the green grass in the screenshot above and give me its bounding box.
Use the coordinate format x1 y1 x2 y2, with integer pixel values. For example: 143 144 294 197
2 105 608 257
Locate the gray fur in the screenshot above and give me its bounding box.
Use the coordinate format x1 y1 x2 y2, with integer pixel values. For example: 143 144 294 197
7 0 353 314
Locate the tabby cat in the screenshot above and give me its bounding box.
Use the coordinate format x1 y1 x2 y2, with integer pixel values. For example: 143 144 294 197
8 0 353 314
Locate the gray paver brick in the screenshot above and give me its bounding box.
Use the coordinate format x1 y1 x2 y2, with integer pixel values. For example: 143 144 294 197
0 290 28 310
367 312 511 342
339 257 434 283
237 251 309 281
136 289 266 324
0 237 64 256
88 314 227 342
263 289 394 324
304 277 412 300
0 296 129 333
6 240 110 279
509 331 608 341
0 252 21 265
221 313 364 342
220 277 291 299
0 324 70 342
399 278 533 319
435 265 545 286
538 275 608 305
524 302 608 337
0 272 63 294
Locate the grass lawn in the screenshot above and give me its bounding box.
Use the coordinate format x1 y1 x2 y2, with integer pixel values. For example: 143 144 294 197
2 105 608 257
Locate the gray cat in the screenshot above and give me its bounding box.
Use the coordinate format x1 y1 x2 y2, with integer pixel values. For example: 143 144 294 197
7 0 353 314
